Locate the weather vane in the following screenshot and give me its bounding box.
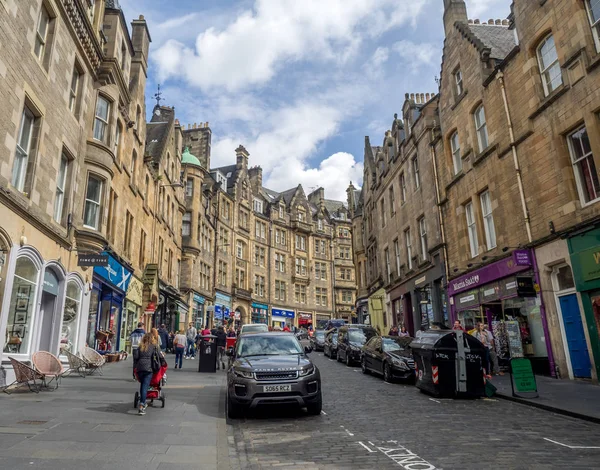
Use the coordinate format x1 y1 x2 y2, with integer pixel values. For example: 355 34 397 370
154 84 163 107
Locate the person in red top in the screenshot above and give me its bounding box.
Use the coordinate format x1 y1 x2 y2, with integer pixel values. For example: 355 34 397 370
283 325 291 332
453 320 465 331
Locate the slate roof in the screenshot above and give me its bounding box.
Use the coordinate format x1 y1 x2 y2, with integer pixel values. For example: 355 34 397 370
456 23 516 60
323 199 345 214
211 164 238 191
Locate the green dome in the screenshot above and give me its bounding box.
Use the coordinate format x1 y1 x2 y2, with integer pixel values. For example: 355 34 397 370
181 147 201 167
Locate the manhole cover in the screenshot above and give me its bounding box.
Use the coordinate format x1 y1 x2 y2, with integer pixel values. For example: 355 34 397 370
17 420 48 425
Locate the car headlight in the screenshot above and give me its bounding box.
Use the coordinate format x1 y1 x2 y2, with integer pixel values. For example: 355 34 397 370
391 358 409 370
234 369 254 379
299 366 315 377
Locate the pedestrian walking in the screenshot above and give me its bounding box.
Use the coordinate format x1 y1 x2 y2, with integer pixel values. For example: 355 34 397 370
484 324 503 375
201 324 211 337
185 323 197 359
473 322 492 378
227 326 236 338
173 330 187 369
157 324 169 353
133 333 166 415
130 322 145 379
453 320 465 331
399 326 410 337
151 327 162 350
215 325 227 370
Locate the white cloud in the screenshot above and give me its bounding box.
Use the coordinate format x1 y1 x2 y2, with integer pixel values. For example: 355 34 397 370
465 0 509 19
152 0 427 92
393 39 439 73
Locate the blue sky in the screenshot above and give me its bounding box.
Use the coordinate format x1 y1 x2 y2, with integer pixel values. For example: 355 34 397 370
120 0 510 200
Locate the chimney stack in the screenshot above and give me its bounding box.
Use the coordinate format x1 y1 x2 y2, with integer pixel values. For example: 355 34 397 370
443 0 468 35
235 145 249 170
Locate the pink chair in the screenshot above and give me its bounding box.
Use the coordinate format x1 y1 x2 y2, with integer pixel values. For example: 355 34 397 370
32 351 67 390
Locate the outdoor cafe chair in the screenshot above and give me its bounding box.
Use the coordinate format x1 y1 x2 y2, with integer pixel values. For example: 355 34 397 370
32 351 67 390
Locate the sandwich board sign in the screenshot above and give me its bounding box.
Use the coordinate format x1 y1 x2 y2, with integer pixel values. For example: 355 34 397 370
510 357 538 398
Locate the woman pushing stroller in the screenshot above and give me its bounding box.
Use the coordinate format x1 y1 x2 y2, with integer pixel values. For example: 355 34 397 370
133 332 167 415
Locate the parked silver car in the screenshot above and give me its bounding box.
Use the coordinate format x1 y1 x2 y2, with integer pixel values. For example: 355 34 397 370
226 332 322 418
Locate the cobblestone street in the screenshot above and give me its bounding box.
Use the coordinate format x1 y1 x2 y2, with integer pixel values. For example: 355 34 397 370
229 351 600 470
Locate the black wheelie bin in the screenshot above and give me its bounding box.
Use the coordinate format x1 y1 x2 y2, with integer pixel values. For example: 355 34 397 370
198 334 217 373
410 329 486 398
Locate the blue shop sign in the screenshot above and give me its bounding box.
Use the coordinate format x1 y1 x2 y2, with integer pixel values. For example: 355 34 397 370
272 308 295 318
214 305 230 320
94 253 132 292
193 294 205 304
251 302 269 310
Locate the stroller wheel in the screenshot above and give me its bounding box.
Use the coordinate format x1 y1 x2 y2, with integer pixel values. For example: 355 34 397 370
134 392 139 409
161 394 166 408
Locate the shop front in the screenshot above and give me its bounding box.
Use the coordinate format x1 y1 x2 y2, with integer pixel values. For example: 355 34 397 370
192 294 205 330
177 301 189 332
568 227 600 379
86 253 132 353
448 249 554 375
122 276 143 354
367 288 386 333
271 307 294 328
298 312 313 329
214 292 232 327
251 302 268 324
355 299 368 325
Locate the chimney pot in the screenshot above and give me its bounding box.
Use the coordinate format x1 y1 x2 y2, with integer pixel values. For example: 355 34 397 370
426 93 430 101
488 18 494 24
139 15 144 20
410 93 415 100
495 19 501 25
468 19 473 24
405 93 409 99
474 19 480 24
502 19 509 26
420 93 425 102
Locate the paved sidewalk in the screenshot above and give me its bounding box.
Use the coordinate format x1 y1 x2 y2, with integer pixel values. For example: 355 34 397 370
0 356 231 469
490 373 600 422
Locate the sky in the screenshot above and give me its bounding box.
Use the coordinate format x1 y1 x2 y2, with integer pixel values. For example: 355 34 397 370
119 0 510 201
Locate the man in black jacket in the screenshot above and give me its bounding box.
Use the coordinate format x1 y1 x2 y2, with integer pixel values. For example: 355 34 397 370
215 326 227 370
158 324 169 353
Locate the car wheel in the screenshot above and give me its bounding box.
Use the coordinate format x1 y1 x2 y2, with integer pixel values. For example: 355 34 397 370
361 358 370 374
306 392 323 415
346 353 352 367
384 363 393 383
227 394 243 419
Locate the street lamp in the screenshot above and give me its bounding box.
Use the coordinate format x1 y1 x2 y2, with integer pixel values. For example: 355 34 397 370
152 181 183 264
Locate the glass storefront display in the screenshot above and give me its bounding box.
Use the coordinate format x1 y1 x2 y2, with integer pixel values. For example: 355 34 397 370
4 257 39 354
86 288 100 348
60 281 82 353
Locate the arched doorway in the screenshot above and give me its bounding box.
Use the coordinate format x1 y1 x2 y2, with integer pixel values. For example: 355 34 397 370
38 264 65 354
234 305 247 329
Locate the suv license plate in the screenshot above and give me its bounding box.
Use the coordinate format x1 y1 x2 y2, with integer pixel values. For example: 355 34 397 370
263 384 291 393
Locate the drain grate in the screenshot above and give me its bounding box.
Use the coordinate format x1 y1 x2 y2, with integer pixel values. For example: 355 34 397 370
17 420 48 425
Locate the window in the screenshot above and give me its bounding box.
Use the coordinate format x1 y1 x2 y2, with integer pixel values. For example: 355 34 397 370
297 208 306 222
465 202 479 258
315 262 327 280
316 287 327 307
295 235 306 251
218 261 228 286
399 173 407 203
394 239 401 276
281 230 287 246
254 275 265 297
106 189 117 243
135 105 141 132
419 217 428 260
275 253 285 272
12 107 37 192
587 0 600 51
83 175 103 229
239 210 249 230
275 280 286 301
221 199 231 221
454 68 463 96
69 64 81 114
295 284 306 304
34 4 54 66
186 178 194 197
124 211 134 258
295 257 307 276
130 150 138 184
480 190 496 250
338 246 351 260
568 126 600 204
317 219 323 231
320 240 326 255
342 291 353 303
139 230 146 267
254 246 265 266
412 156 420 189
114 121 123 160
93 96 110 144
61 280 82 354
389 187 395 216
171 202 175 228
279 205 285 218
380 198 386 226
537 34 562 96
120 41 127 71
474 105 489 152
450 131 462 174
168 249 173 280
255 220 266 239
385 248 391 283
182 212 191 237
54 153 68 223
144 175 150 201
219 228 229 254
253 198 263 214
236 240 245 259
405 229 413 270
158 237 164 272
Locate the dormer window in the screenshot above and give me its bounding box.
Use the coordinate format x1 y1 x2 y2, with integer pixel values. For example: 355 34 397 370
297 207 305 222
339 212 346 221
253 198 263 214
279 205 284 218
317 219 323 231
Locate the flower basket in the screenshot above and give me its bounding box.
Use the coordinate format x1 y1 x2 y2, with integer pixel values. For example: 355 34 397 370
106 354 118 363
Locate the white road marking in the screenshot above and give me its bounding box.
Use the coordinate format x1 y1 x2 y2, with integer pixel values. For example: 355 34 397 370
357 441 377 453
429 398 441 404
340 425 355 437
544 438 600 449
320 410 327 415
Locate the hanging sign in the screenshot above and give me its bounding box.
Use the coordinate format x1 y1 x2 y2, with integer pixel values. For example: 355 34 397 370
78 253 108 267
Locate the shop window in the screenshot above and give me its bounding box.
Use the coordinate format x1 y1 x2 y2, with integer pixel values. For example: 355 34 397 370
4 257 39 355
536 34 562 96
60 281 82 354
568 126 600 205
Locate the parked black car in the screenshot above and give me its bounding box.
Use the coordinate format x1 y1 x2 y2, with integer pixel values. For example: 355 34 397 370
310 329 326 351
361 335 415 382
323 330 338 359
337 325 378 366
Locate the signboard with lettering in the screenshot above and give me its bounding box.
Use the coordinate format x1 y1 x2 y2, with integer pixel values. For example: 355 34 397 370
575 246 600 283
272 308 295 318
78 253 108 267
510 357 538 398
516 277 537 297
93 253 132 292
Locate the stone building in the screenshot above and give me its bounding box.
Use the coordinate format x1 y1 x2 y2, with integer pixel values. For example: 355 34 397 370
349 93 447 335
437 0 600 379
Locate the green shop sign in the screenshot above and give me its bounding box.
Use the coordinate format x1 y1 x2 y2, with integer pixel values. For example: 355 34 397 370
575 246 600 283
510 357 538 398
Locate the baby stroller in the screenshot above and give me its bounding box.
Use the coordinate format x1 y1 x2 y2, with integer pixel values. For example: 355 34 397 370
134 364 167 409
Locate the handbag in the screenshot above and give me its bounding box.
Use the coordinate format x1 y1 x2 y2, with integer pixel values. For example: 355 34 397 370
151 348 161 372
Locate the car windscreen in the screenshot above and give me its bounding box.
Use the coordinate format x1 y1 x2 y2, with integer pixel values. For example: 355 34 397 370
237 335 303 357
315 331 325 340
243 324 268 333
349 329 370 344
382 337 412 352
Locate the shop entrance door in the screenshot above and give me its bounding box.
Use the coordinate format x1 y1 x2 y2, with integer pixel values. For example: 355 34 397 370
39 291 57 353
559 294 591 378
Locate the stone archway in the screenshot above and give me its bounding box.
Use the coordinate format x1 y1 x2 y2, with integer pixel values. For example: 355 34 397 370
233 304 248 326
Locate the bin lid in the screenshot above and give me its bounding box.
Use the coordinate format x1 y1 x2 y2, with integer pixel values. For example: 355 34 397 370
410 329 486 351
201 334 217 339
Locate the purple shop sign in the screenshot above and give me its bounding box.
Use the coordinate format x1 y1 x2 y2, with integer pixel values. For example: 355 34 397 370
448 249 533 296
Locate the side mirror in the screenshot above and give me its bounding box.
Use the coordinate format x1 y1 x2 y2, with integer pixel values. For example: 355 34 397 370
304 346 313 354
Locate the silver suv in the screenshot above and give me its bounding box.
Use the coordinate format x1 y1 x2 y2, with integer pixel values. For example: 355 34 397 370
226 332 322 418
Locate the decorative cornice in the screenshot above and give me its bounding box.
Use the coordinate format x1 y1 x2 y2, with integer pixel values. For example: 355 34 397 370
60 0 104 73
